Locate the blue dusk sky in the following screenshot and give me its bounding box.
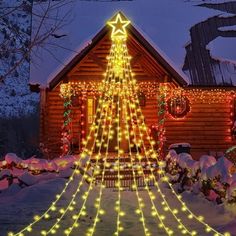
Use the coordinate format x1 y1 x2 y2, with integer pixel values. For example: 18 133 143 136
30 0 236 85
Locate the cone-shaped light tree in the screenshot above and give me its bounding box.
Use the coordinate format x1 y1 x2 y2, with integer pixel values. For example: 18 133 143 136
8 12 230 236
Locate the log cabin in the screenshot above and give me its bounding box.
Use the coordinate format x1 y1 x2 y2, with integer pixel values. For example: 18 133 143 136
40 12 236 159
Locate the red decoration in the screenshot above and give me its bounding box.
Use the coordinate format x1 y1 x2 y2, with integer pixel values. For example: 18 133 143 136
167 95 190 118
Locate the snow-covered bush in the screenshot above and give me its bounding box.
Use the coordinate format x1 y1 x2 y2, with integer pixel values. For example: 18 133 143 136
165 150 236 205
0 153 79 193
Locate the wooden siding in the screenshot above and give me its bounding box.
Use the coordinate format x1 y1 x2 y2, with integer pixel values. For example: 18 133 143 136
68 34 167 81
165 94 236 158
41 86 64 158
40 23 236 159
41 84 236 159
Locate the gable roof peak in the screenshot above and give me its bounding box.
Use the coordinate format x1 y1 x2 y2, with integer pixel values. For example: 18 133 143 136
48 12 188 90
109 11 129 21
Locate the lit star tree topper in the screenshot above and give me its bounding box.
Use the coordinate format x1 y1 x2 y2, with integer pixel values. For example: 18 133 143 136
107 12 130 39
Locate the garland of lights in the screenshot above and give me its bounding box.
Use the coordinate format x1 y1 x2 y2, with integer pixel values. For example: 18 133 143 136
131 81 230 236
60 82 236 104
156 84 167 157
8 74 109 236
172 88 236 104
8 12 232 236
126 59 197 235
79 93 86 150
61 97 72 155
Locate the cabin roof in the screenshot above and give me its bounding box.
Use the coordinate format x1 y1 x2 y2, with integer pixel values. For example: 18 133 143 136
49 12 188 90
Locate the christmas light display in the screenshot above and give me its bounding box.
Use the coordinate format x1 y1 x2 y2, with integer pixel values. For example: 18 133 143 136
61 97 72 155
8 13 232 236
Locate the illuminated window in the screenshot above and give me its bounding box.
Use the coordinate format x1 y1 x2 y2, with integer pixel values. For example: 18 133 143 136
87 98 94 124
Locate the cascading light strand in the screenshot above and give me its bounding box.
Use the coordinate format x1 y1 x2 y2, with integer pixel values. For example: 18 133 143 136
42 97 111 235
129 71 228 236
123 85 175 236
117 73 150 236
40 78 111 235
126 87 194 236
87 74 119 236
125 74 194 235
114 52 123 236
9 79 110 236
132 104 225 235
65 87 114 236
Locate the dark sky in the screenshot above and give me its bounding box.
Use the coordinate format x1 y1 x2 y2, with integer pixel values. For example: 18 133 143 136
30 0 236 85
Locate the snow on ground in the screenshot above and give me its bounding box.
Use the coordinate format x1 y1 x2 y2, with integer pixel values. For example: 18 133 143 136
0 176 235 235
1 152 236 235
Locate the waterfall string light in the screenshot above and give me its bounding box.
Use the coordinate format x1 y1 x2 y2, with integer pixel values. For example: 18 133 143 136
8 78 109 236
66 99 110 236
127 82 195 235
8 12 232 236
124 67 197 235
68 67 120 236
64 62 119 236
43 89 112 235
114 66 123 236
128 70 230 236
87 96 116 236
124 96 171 236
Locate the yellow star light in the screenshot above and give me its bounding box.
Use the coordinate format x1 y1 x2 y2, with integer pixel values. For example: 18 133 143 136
107 13 130 38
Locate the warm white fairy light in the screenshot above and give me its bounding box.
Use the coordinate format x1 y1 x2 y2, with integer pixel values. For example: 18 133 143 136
9 12 232 236
87 69 118 236
43 99 110 235
65 88 115 236
127 90 193 235
123 74 185 235
129 72 229 236
123 96 168 236
9 73 109 236
123 70 194 235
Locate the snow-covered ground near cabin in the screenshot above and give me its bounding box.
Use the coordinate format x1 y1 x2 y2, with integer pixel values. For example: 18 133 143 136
1 152 236 235
0 174 235 236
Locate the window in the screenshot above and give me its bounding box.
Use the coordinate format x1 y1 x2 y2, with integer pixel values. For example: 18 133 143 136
87 98 94 124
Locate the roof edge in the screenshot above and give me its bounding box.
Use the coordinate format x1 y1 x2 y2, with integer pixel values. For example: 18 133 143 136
48 11 188 90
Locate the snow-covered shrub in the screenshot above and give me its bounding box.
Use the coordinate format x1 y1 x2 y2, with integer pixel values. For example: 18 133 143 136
5 153 21 165
165 150 181 177
165 150 236 205
0 153 80 194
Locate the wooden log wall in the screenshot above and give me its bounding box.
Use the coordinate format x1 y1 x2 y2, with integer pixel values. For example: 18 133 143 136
165 91 236 159
41 30 236 159
40 85 64 158
140 95 158 148
41 84 236 159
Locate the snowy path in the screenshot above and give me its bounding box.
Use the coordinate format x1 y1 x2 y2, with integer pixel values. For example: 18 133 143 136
0 176 235 236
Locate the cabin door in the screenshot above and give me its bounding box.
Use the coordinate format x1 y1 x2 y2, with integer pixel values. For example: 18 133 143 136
86 96 129 153
86 97 117 153
86 97 96 150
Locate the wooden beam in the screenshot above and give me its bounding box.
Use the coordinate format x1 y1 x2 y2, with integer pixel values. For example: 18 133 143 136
130 52 143 67
88 52 106 71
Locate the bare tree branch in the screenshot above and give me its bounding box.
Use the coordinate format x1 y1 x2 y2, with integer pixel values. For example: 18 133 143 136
0 0 134 83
